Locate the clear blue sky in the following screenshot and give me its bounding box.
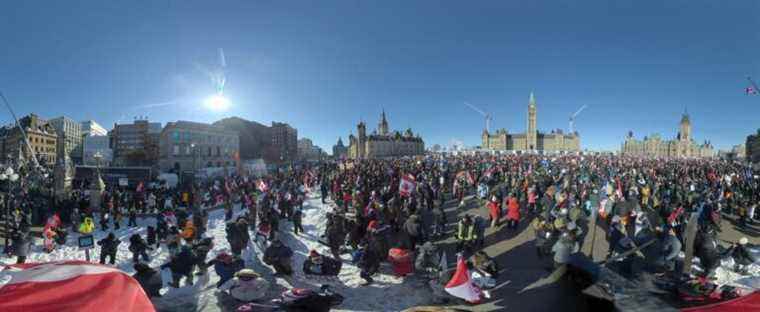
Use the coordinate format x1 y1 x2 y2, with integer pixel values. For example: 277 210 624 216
2 1 759 152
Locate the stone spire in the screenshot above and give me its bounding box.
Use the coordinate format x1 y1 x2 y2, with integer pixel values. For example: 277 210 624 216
378 109 389 135
526 91 537 150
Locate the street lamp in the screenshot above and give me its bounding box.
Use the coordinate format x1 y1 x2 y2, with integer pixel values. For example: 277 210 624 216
190 143 197 172
93 151 102 172
93 151 103 186
2 166 19 250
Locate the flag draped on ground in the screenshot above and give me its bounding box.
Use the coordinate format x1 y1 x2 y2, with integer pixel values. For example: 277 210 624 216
445 255 483 304
0 261 155 312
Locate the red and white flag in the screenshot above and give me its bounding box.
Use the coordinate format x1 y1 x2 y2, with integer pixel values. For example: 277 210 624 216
445 255 484 304
44 213 61 232
0 261 155 312
257 179 269 192
136 181 145 193
399 174 416 197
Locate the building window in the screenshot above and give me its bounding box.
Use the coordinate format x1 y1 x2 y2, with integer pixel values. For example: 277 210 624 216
216 146 220 156
173 145 179 156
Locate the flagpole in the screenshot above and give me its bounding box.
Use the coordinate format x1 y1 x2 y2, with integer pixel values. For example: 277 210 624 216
0 91 40 169
748 76 760 95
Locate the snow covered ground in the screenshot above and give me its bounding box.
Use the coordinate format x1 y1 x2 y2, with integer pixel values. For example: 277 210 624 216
1 194 434 312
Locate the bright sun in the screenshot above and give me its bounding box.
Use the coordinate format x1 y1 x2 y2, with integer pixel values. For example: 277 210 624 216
204 94 230 111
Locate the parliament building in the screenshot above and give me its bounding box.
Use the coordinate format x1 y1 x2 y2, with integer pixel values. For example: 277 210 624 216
481 93 580 152
621 112 714 158
348 111 425 159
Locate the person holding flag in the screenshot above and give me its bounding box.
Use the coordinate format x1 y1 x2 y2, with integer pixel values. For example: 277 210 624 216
399 173 417 197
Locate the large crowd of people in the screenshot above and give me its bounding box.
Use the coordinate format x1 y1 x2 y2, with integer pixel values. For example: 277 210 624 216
1 153 758 308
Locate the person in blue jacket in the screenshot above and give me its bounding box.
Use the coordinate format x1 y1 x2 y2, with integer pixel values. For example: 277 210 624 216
207 252 244 288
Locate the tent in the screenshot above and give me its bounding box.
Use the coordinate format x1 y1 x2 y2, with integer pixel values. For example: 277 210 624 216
0 260 155 312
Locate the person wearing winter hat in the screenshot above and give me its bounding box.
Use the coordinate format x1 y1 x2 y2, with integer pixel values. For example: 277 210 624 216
302 249 342 276
208 252 245 288
219 268 270 302
730 237 754 274
607 216 626 259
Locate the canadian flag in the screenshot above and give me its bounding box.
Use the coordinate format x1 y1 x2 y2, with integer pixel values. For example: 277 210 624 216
257 179 269 192
0 261 155 312
399 174 416 197
445 255 484 304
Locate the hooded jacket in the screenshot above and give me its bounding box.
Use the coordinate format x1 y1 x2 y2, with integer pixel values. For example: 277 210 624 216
133 266 162 297
263 243 294 265
220 276 270 302
97 234 121 255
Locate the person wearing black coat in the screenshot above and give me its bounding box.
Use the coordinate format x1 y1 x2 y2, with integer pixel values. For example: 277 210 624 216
162 245 195 287
133 263 162 298
193 237 214 274
532 218 550 259
357 244 380 286
129 234 152 263
695 227 720 277
226 218 251 257
303 250 342 276
325 214 347 260
127 208 138 227
431 207 447 238
193 212 206 237
320 181 329 204
99 212 110 231
291 207 304 236
97 232 121 265
147 226 157 247
263 239 294 275
607 217 626 258
10 222 31 264
403 214 423 250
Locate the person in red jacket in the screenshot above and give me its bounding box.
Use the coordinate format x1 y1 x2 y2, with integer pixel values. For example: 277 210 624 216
506 193 521 230
487 196 501 228
527 186 538 214
342 191 352 213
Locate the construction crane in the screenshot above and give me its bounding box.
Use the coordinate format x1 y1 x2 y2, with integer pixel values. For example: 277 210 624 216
568 104 588 134
464 102 493 132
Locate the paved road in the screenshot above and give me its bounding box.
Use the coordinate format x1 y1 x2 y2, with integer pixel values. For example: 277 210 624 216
429 196 759 312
